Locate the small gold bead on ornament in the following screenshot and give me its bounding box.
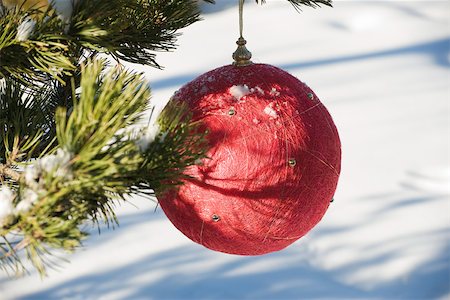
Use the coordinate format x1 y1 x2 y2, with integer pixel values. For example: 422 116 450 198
288 158 297 167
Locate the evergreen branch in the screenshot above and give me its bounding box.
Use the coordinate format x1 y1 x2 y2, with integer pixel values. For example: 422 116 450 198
0 77 54 163
72 0 205 68
0 8 75 83
1 58 208 276
134 100 209 194
204 0 332 10
257 0 332 10
1 0 205 81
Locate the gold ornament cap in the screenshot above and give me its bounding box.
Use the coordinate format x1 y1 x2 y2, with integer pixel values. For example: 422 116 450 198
232 37 253 67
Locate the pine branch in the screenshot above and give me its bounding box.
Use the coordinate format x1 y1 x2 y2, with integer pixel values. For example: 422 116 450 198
72 0 205 68
0 58 208 276
0 164 20 181
257 0 332 10
135 100 209 193
204 0 332 10
0 7 76 83
0 77 56 163
1 0 211 276
1 0 206 81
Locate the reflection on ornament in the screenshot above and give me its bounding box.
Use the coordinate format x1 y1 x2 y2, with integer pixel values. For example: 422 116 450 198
158 63 341 255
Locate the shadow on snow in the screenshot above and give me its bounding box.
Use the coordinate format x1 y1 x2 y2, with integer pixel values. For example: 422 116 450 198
149 37 450 91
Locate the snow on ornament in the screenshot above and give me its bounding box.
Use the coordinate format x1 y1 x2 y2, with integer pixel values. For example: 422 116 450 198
157 2 340 255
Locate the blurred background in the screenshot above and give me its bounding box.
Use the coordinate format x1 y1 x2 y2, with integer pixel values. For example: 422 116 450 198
1 0 449 299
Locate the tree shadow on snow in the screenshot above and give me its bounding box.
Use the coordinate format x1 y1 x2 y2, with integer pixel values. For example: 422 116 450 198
17 192 450 300
149 37 450 91
199 1 236 14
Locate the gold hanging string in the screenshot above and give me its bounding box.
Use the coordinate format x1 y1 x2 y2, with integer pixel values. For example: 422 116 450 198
232 0 253 66
239 0 244 38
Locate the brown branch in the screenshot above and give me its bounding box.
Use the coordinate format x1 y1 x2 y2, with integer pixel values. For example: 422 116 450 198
0 237 30 259
0 164 20 181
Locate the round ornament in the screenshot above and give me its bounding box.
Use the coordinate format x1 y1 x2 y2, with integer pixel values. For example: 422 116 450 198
158 62 341 255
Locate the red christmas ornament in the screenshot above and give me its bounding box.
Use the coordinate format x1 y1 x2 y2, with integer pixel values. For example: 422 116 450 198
158 63 341 255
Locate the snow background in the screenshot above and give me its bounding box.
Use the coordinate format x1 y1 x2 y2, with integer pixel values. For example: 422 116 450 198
1 0 449 299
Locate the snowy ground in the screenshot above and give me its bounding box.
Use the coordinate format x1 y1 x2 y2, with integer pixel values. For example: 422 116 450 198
1 1 449 299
